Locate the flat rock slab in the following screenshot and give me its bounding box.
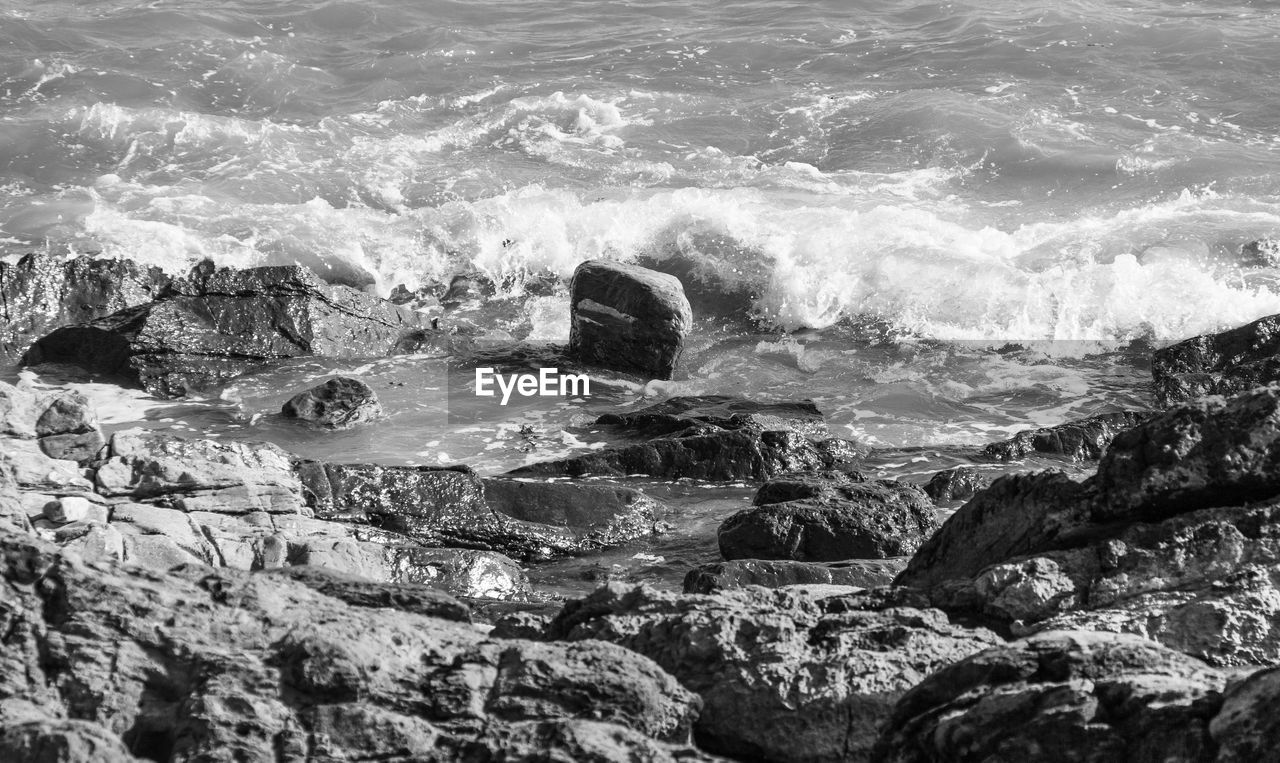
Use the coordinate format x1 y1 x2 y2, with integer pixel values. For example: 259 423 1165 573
568 260 692 380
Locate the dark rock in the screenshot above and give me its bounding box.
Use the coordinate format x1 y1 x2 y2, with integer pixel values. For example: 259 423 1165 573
483 478 666 548
0 252 170 356
598 395 830 440
1212 665 1280 761
34 392 104 464
544 583 1000 762
440 273 496 305
1152 313 1280 405
753 469 870 503
1239 237 1280 268
281 376 384 430
981 411 1147 462
872 631 1226 763
0 528 703 760
922 467 989 503
719 478 938 561
263 564 472 621
510 428 861 482
23 262 432 397
682 558 906 594
567 260 692 380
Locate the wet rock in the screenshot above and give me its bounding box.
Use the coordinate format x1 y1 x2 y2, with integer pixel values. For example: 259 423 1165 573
0 252 170 356
981 411 1147 462
872 631 1226 763
281 376 384 430
752 469 871 503
922 466 989 503
1212 665 1280 761
382 545 530 601
263 564 472 621
719 478 938 562
545 583 999 762
567 260 692 380
598 395 830 440
510 427 861 482
1152 313 1280 405
23 262 432 397
682 558 906 594
1239 237 1280 268
97 429 308 516
0 528 702 761
483 478 666 549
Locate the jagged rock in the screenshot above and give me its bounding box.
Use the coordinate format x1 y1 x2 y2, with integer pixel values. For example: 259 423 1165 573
0 704 138 763
97 429 308 516
510 428 861 482
568 260 692 380
467 719 718 762
981 411 1147 462
1152 313 1280 405
263 565 472 621
682 558 905 594
382 546 530 601
483 478 666 549
0 528 703 760
717 476 937 562
1212 665 1280 761
281 376 384 430
922 467 989 503
872 631 1226 763
23 262 433 397
598 396 830 440
544 583 999 762
0 252 170 356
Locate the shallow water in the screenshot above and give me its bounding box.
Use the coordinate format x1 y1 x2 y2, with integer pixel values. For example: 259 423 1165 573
3 0 1276 597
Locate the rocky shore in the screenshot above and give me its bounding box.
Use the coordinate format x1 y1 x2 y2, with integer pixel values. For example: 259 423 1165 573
5 251 1280 760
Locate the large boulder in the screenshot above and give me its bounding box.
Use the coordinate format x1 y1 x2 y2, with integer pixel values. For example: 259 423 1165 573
0 528 706 760
0 252 170 356
872 631 1227 763
981 411 1147 463
718 476 938 561
682 558 905 594
542 583 1000 762
281 376 384 430
1152 313 1280 405
567 260 692 380
23 262 433 397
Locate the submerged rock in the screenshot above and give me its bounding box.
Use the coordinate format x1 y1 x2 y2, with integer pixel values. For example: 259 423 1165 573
598 395 831 440
872 631 1226 763
981 410 1147 462
544 583 999 762
281 376 384 430
0 528 705 760
0 252 170 356
23 262 432 397
567 260 692 380
1152 313 1280 405
682 558 905 594
718 477 938 561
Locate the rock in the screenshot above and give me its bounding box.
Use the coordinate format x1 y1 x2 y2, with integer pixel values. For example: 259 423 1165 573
567 260 693 380
682 558 906 594
2 440 93 493
511 427 861 482
1092 385 1280 522
0 527 703 760
97 429 307 516
382 546 530 601
1212 665 1280 761
0 380 41 439
872 631 1226 763
1239 237 1280 268
545 583 1000 762
483 478 666 549
0 252 170 356
281 376 384 430
469 719 716 762
263 564 472 621
1152 313 1280 405
598 395 830 440
717 477 938 562
2 383 105 465
23 262 432 397
53 522 124 564
297 461 596 560
42 496 97 524
0 713 138 763
0 454 32 533
981 411 1147 462
922 467 989 503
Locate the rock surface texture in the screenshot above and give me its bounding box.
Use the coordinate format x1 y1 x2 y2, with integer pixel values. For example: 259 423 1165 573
1153 312 1280 405
281 376 385 429
23 262 431 397
567 259 693 380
